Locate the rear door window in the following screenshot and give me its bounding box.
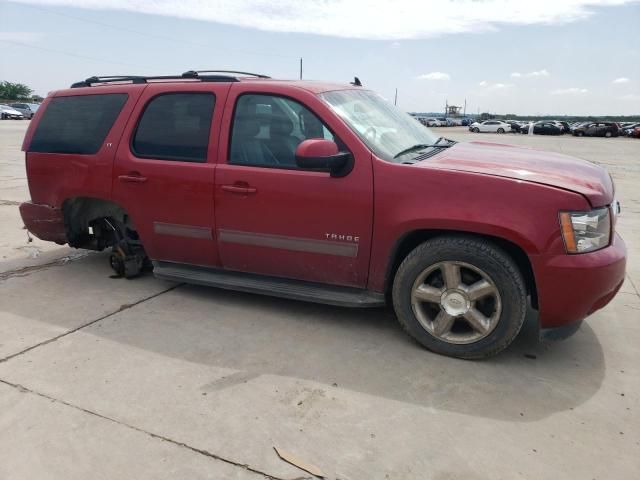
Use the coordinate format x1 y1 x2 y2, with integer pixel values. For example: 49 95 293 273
132 93 215 163
29 94 128 154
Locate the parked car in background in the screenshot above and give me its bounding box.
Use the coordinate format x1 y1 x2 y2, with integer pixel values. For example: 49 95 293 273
9 103 39 119
572 122 619 137
629 127 640 138
469 120 511 133
504 120 523 133
460 118 473 126
557 121 571 133
521 121 563 135
620 122 640 136
0 104 24 120
425 118 443 127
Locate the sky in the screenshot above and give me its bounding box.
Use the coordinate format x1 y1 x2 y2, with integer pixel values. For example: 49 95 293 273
1 0 639 115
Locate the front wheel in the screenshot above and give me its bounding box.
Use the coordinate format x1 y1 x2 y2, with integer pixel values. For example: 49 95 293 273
472 127 479 133
605 131 612 138
392 236 527 359
497 128 505 134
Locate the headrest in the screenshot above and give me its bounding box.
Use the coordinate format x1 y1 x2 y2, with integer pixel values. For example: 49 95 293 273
233 114 261 137
270 114 294 137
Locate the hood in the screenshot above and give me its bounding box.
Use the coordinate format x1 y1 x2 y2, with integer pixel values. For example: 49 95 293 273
416 141 613 206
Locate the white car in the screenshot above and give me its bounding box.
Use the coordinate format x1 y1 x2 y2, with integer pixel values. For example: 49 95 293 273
469 120 511 133
0 104 24 120
9 103 39 119
425 118 443 127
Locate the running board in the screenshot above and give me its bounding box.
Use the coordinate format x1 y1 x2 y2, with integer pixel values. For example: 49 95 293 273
153 261 386 308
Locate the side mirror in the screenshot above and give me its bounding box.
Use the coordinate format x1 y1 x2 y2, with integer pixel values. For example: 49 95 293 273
295 139 353 177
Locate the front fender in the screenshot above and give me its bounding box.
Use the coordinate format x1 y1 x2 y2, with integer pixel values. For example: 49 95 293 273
367 161 590 292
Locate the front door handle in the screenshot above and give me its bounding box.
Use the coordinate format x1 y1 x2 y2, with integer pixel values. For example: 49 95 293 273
119 173 148 183
221 184 257 194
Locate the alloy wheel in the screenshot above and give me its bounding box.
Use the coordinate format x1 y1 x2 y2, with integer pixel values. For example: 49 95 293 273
410 261 502 344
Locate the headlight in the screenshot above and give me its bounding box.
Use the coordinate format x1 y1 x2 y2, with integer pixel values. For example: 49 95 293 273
559 207 611 253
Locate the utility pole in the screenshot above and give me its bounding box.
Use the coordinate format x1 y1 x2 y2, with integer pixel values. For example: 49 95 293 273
394 88 398 106
463 98 467 117
299 58 303 80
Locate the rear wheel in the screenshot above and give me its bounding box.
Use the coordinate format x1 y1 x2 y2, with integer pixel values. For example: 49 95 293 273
392 236 527 359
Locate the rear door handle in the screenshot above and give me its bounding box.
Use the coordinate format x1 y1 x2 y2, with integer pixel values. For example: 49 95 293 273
118 174 148 183
221 185 257 194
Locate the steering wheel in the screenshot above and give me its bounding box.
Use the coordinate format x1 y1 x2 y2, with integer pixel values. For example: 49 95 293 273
364 127 377 141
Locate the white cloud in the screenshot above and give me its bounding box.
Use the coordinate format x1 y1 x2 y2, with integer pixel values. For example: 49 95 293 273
613 77 630 83
526 69 550 77
479 81 513 90
512 69 550 78
551 87 589 95
9 0 640 40
417 72 450 80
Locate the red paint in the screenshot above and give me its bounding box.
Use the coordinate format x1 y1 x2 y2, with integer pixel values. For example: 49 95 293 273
295 138 339 158
18 201 66 244
19 78 626 331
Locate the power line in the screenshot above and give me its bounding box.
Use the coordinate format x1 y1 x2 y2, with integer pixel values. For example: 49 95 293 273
0 39 153 69
15 2 299 60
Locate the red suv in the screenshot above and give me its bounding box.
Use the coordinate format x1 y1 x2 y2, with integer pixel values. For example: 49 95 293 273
19 71 626 359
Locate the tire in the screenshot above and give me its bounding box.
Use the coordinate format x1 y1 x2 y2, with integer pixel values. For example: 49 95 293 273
497 128 504 134
472 127 479 133
392 236 527 359
577 131 584 137
605 131 612 138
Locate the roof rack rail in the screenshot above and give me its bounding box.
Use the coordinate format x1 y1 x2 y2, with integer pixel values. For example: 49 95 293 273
70 71 258 88
182 70 271 79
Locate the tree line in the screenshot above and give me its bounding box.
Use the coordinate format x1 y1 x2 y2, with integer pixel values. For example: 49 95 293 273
0 81 43 102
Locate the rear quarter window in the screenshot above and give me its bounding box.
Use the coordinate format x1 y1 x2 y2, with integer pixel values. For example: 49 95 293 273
29 94 128 154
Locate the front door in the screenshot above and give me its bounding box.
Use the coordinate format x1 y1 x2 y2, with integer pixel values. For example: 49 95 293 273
214 88 374 288
113 83 230 266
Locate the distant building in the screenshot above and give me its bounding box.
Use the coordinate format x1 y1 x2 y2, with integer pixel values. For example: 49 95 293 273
446 105 463 117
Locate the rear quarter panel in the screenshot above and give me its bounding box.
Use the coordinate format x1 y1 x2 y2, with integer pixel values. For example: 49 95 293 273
22 85 146 206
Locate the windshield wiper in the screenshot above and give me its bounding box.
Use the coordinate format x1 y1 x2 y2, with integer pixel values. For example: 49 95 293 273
393 138 454 159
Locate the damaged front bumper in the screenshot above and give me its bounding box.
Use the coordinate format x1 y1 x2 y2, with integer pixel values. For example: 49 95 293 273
19 201 67 245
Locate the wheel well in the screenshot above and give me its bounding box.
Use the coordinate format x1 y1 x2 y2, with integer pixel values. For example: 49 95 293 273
385 230 538 309
62 197 134 249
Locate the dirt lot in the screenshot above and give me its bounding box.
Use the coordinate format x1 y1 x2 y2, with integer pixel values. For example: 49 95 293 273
1 121 639 479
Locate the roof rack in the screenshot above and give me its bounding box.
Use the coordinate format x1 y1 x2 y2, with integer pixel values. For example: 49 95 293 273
182 70 271 79
70 70 269 88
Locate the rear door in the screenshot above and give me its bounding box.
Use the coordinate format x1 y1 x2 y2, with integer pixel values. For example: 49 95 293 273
113 83 231 266
213 85 374 287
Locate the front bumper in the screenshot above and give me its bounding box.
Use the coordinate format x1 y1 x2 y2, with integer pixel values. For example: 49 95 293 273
531 233 626 330
19 201 67 245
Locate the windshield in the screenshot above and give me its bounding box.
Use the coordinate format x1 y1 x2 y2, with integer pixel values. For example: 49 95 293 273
320 89 439 162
